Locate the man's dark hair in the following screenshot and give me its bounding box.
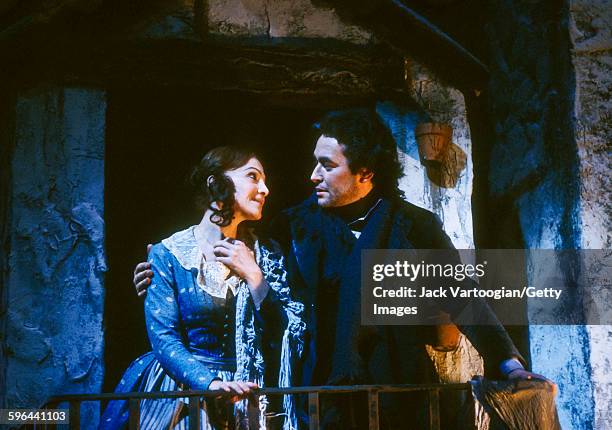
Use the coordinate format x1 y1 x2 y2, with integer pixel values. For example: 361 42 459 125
315 108 405 200
189 146 256 227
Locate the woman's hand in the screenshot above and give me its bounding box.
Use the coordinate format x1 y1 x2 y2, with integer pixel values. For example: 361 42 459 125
213 238 269 306
208 380 259 402
213 238 261 284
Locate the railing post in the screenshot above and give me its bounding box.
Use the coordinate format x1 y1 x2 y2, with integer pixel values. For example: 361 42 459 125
128 398 141 430
368 390 380 430
45 400 60 430
428 389 440 430
308 392 319 430
188 396 201 430
69 400 80 430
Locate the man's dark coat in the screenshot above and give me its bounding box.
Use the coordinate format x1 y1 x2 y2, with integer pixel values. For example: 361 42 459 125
271 195 523 390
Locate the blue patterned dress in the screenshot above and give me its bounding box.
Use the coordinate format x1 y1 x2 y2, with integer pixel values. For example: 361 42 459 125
100 227 305 430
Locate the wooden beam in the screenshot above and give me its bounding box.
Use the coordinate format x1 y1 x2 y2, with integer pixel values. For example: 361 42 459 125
3 38 411 108
318 0 489 91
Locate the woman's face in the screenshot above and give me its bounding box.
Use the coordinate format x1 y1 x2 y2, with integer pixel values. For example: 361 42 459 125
225 157 269 222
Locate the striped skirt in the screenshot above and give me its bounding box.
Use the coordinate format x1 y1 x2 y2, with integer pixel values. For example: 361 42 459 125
100 352 237 430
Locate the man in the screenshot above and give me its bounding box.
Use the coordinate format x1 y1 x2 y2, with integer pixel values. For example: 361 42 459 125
134 108 553 428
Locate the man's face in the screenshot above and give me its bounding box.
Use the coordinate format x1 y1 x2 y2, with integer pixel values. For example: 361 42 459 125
311 135 370 208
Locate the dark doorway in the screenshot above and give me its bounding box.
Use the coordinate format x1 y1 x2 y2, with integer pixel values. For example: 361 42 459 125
103 86 324 390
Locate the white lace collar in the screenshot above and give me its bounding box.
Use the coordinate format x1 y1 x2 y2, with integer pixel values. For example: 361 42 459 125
161 226 261 299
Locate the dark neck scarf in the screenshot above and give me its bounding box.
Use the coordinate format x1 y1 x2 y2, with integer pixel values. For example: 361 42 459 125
320 197 394 384
286 193 411 385
318 191 383 306
325 190 382 225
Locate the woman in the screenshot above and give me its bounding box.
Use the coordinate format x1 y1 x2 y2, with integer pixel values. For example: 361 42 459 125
101 147 304 430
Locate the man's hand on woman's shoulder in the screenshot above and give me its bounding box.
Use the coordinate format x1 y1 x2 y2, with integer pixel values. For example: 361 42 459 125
133 244 153 297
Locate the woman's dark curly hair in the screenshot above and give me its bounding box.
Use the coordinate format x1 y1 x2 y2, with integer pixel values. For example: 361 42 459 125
315 107 405 200
189 146 256 227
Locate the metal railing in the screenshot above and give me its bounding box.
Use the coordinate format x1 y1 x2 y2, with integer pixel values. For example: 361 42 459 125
45 383 470 430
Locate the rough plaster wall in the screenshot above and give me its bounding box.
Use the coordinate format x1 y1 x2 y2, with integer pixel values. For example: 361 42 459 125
136 0 372 43
7 88 106 426
376 59 484 385
570 1 612 428
518 174 598 427
485 1 607 428
399 62 475 250
571 0 611 252
208 0 371 41
523 248 594 430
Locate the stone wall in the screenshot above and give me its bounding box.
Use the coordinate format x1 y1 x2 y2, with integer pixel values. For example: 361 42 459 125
6 88 106 424
570 1 612 428
136 0 372 43
208 0 372 41
484 0 611 428
399 61 475 250
571 0 612 251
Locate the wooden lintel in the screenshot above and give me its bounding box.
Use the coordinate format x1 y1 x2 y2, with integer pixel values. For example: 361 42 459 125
3 38 411 107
